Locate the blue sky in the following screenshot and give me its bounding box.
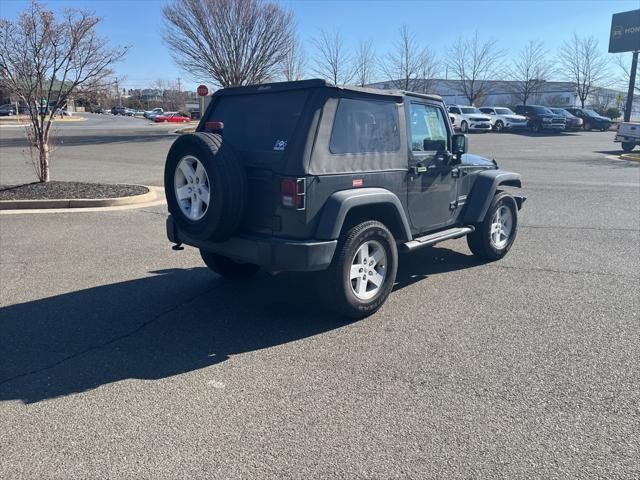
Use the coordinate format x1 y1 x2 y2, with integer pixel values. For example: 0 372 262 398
0 0 636 91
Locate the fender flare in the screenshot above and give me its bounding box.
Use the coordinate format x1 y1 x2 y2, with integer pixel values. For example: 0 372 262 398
463 170 522 223
315 188 412 241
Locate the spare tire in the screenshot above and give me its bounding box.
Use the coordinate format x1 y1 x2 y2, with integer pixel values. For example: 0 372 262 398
164 132 247 241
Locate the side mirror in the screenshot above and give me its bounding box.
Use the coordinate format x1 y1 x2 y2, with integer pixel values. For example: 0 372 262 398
451 133 468 161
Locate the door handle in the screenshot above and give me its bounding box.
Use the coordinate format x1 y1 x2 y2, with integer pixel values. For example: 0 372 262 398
410 164 427 175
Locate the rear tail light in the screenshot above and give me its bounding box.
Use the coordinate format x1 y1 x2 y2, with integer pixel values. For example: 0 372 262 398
280 177 305 209
205 121 224 132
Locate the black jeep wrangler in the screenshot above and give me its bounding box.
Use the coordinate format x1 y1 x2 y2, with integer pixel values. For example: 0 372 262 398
165 79 525 318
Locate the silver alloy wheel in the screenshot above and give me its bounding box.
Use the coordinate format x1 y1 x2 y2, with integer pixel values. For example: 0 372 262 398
490 205 513 249
350 240 387 300
174 155 211 221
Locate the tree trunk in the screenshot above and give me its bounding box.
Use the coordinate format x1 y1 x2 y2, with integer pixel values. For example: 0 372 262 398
39 140 50 182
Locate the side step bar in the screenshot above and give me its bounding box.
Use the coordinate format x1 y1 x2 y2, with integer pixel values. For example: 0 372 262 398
401 226 475 252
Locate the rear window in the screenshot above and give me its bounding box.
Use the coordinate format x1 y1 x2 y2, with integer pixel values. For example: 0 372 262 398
206 90 308 153
329 98 400 154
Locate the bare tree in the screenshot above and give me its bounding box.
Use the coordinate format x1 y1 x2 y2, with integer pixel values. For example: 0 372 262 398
558 33 610 108
613 54 640 94
310 29 354 86
446 31 504 106
353 39 377 87
508 40 551 105
163 0 294 88
0 1 128 182
382 25 438 92
281 33 305 81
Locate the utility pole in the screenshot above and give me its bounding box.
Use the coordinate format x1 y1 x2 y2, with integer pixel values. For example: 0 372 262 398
624 51 638 122
177 77 182 92
115 78 121 106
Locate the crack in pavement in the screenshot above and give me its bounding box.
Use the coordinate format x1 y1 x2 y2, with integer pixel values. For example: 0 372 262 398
488 263 639 280
520 224 640 233
0 285 217 388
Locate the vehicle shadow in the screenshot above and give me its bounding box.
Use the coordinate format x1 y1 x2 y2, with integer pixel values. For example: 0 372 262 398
594 149 638 156
0 246 483 404
510 131 581 137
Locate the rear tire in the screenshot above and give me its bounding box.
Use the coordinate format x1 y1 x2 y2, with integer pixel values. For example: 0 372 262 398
323 221 398 319
467 192 518 261
622 142 635 152
200 250 259 279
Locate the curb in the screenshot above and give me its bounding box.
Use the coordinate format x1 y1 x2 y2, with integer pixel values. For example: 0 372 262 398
0 185 160 210
174 126 196 135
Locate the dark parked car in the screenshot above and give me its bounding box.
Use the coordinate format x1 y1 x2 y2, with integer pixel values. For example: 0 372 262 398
94 107 106 114
111 106 126 115
164 79 525 317
565 107 611 131
0 104 16 116
549 108 583 131
514 105 566 132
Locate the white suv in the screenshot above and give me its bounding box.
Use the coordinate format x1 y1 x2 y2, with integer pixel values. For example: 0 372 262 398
479 107 528 133
447 106 492 133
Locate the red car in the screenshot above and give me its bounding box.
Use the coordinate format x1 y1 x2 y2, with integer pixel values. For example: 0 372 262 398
154 113 191 123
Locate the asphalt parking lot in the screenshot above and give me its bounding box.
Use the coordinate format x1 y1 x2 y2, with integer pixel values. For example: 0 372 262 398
1 114 639 479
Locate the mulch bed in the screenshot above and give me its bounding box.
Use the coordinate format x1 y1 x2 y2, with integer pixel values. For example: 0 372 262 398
0 181 148 200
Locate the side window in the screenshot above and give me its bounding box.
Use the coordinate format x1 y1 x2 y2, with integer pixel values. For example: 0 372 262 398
329 98 400 154
409 103 448 153
449 106 461 114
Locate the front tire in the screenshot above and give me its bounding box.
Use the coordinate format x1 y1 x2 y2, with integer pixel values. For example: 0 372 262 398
583 122 591 131
622 142 635 152
531 122 541 133
494 120 504 133
460 121 468 133
200 250 259 279
467 192 518 261
324 221 398 319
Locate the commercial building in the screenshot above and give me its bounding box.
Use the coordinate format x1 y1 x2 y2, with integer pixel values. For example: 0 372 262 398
367 79 639 120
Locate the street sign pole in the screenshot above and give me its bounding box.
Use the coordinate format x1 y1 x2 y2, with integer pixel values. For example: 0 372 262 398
624 51 638 122
196 84 209 120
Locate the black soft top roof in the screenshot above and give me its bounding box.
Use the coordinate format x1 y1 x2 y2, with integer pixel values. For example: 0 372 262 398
214 78 442 102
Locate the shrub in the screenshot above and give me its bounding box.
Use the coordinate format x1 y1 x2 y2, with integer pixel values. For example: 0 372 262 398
604 107 621 120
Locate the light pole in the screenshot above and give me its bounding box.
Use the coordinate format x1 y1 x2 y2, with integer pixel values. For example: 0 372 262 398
624 51 638 122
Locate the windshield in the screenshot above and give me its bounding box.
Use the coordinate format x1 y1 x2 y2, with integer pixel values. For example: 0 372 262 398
206 90 308 153
461 107 482 114
495 108 514 115
583 109 599 117
551 108 569 117
530 106 552 114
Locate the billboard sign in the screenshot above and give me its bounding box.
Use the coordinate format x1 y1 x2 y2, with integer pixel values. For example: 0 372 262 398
609 9 640 53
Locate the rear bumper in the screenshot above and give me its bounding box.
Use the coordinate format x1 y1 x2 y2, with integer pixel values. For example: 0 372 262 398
167 215 337 272
615 135 639 143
